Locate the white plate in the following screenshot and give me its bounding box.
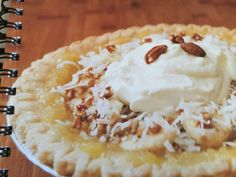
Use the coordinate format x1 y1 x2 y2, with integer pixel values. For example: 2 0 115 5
7 116 60 177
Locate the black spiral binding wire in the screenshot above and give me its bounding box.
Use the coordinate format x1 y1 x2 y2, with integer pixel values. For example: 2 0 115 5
0 169 8 177
0 0 23 176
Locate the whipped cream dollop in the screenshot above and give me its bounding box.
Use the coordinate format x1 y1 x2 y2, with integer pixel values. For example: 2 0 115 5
104 35 236 112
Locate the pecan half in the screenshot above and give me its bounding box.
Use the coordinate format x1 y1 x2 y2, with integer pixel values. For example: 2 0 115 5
192 33 203 41
144 45 168 64
169 34 184 43
180 43 206 57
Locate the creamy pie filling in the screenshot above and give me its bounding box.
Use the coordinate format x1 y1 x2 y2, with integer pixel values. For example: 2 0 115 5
53 33 236 153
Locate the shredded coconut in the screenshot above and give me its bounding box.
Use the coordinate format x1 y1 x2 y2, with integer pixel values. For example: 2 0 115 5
54 33 236 153
57 61 79 69
174 133 201 152
223 141 236 147
164 140 175 152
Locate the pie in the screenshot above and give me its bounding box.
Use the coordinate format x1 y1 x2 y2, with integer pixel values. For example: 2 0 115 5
8 24 236 177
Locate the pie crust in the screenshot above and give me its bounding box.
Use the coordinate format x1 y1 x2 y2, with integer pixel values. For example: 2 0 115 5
8 24 236 177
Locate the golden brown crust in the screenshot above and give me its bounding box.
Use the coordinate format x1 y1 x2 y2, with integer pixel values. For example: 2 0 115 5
9 24 236 177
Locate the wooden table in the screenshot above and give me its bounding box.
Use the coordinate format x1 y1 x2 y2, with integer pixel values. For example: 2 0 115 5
0 0 236 176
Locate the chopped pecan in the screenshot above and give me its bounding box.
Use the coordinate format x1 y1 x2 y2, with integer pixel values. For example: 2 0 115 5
165 116 174 124
77 104 87 111
144 38 152 43
102 86 113 99
77 86 88 94
177 109 184 114
97 124 107 136
231 80 236 91
148 125 161 134
110 114 120 126
75 104 88 121
120 105 131 114
103 66 108 72
192 33 203 41
87 79 95 88
203 123 213 129
144 45 168 64
81 121 89 131
136 125 144 137
106 44 116 53
72 118 82 129
84 96 94 106
202 112 211 120
196 119 213 129
180 42 206 57
84 67 94 78
114 126 131 137
65 89 77 100
201 112 213 129
91 110 98 120
130 119 139 134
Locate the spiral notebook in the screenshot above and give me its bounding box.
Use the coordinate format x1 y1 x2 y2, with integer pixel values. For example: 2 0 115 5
0 0 23 177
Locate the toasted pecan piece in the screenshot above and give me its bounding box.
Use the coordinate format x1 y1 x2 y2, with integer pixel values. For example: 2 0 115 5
106 44 116 53
192 33 203 41
180 42 206 57
144 45 168 64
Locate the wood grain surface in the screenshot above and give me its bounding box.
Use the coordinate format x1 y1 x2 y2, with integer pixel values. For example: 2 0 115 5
0 0 236 177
